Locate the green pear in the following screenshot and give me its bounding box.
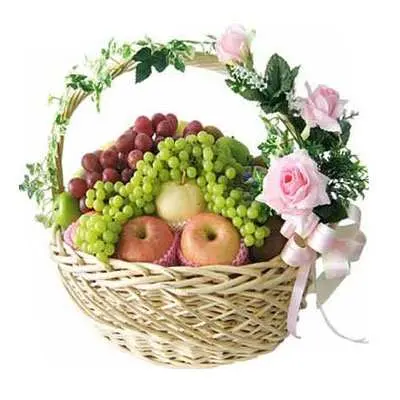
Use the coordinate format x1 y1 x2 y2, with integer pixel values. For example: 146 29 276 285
216 137 251 166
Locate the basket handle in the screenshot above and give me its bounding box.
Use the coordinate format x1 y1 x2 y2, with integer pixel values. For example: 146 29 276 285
52 52 226 196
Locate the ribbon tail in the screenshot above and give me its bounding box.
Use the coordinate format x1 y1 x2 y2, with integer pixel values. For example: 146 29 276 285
318 304 369 344
287 263 312 338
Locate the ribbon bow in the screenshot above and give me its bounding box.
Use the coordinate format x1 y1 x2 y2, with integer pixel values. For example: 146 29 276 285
280 203 367 342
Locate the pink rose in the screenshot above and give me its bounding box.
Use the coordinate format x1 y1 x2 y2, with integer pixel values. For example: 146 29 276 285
216 25 251 64
63 221 79 248
257 150 330 216
301 83 347 133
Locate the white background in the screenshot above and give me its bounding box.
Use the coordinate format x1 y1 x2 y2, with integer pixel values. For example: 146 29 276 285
1 0 399 399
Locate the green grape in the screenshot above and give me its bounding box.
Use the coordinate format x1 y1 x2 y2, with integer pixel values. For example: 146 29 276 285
240 226 247 237
192 145 202 157
85 230 98 244
103 230 116 243
97 252 108 263
75 236 84 246
167 156 179 169
179 150 189 161
87 244 95 254
109 206 117 216
115 211 127 223
180 160 189 171
215 196 225 208
144 152 155 163
255 227 266 240
80 242 89 253
217 175 228 186
136 198 145 208
206 183 214 193
103 215 112 224
94 220 107 233
122 205 133 218
187 166 197 178
230 189 241 200
205 172 216 183
254 239 264 248
197 176 207 187
203 160 214 172
175 138 186 150
251 201 261 210
153 159 163 171
142 165 151 175
213 184 224 195
143 182 153 194
133 169 143 179
147 168 158 179
203 147 214 160
112 195 124 208
159 169 170 182
197 131 209 144
225 167 237 180
94 181 104 191
130 176 142 187
157 141 166 151
133 186 143 197
144 203 155 214
86 189 95 200
213 204 221 213
85 198 94 209
125 182 133 193
247 207 259 219
159 149 171 160
114 181 124 192
213 160 224 173
144 193 153 202
237 205 247 217
108 221 122 233
264 226 271 237
244 235 255 247
227 207 237 218
204 133 215 145
104 182 114 193
164 137 174 148
244 222 256 235
128 193 135 203
93 199 105 212
226 197 235 208
185 134 198 143
204 193 212 202
119 186 128 197
93 240 105 253
221 208 228 217
104 243 115 256
233 216 243 227
170 169 181 181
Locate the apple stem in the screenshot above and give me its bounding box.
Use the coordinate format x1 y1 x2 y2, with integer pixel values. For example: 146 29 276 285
181 170 186 185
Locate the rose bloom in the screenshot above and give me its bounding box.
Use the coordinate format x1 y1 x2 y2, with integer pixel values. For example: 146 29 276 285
216 24 251 64
257 150 330 216
301 83 347 133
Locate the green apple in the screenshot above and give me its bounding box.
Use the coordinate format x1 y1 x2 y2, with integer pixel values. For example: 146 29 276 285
54 192 81 229
155 181 205 225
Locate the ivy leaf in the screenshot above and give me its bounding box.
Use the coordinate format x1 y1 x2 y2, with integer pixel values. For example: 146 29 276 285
121 44 133 60
135 62 152 83
174 58 185 72
239 88 264 101
133 47 152 63
314 200 348 223
152 49 168 72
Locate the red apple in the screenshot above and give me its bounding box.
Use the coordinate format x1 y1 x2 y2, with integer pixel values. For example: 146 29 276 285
117 216 175 262
180 213 241 266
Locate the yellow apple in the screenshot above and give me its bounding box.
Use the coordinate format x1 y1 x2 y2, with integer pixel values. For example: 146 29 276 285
156 181 205 225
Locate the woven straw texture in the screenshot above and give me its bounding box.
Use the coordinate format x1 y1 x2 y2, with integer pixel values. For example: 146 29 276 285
49 51 308 367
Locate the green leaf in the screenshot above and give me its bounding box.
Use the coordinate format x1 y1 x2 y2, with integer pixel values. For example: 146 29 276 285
265 54 290 95
339 119 352 145
152 50 168 72
133 47 152 63
240 88 264 101
174 58 185 72
121 44 133 60
135 62 152 83
314 200 348 223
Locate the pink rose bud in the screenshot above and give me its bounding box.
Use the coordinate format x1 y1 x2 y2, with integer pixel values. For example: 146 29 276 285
256 150 330 216
300 83 347 133
216 24 251 64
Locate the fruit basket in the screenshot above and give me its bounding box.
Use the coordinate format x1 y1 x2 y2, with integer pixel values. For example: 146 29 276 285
21 25 368 367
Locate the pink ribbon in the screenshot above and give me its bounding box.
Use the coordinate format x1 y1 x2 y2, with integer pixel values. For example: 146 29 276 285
281 204 367 340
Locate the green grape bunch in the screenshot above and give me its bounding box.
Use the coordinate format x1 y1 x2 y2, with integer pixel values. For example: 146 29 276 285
78 131 271 262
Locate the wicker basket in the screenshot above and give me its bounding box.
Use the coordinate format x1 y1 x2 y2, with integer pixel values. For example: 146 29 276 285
49 52 309 368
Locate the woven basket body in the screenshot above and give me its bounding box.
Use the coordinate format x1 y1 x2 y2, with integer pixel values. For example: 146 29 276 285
51 232 307 367
48 52 307 367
